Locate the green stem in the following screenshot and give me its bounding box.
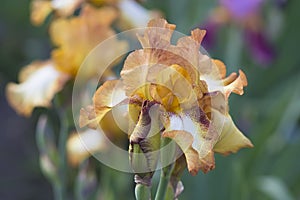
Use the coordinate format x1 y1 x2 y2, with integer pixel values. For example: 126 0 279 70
54 183 64 200
102 167 115 200
155 138 175 200
57 110 69 200
135 184 151 200
36 114 65 200
154 163 175 200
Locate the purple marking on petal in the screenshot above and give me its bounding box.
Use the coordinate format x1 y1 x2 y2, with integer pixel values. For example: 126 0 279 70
220 0 264 19
245 30 276 66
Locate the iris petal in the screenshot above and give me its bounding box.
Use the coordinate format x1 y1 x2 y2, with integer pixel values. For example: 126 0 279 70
79 80 127 128
6 61 69 116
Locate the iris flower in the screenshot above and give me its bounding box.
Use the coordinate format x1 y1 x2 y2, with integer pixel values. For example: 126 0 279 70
31 0 160 29
80 19 253 175
202 0 275 65
6 5 127 116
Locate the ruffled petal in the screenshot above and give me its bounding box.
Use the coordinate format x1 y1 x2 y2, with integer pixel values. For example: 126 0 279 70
161 110 217 174
162 130 215 175
200 60 247 99
135 19 206 84
212 59 226 78
198 91 228 117
175 29 206 71
223 70 248 98
162 108 252 174
121 50 154 97
137 18 176 49
121 25 186 97
6 61 69 116
150 65 197 111
121 19 209 99
67 129 106 166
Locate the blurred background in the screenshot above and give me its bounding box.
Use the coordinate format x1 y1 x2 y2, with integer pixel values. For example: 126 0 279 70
1 0 299 199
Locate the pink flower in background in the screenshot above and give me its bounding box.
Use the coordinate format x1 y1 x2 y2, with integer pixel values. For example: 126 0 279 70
220 0 264 19
201 0 276 66
245 30 275 66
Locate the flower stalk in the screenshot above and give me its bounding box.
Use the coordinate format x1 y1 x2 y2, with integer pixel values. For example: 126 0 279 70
155 137 175 200
135 183 152 200
56 109 69 200
154 165 174 200
36 112 67 200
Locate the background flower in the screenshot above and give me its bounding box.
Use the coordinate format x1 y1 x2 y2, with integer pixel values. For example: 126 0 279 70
5 60 69 116
30 0 161 30
6 5 127 117
201 0 276 65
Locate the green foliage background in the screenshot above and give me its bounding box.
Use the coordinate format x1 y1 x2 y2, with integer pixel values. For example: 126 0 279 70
0 0 299 199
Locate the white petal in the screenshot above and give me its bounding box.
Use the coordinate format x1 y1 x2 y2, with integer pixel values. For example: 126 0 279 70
167 113 212 158
6 61 69 116
67 129 106 165
52 0 83 15
119 0 156 28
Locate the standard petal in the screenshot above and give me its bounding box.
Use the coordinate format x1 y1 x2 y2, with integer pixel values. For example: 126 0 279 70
121 49 186 96
121 50 154 96
175 29 206 73
137 18 176 49
213 109 253 155
150 65 198 111
121 20 212 99
6 61 69 116
212 59 227 78
67 129 106 166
